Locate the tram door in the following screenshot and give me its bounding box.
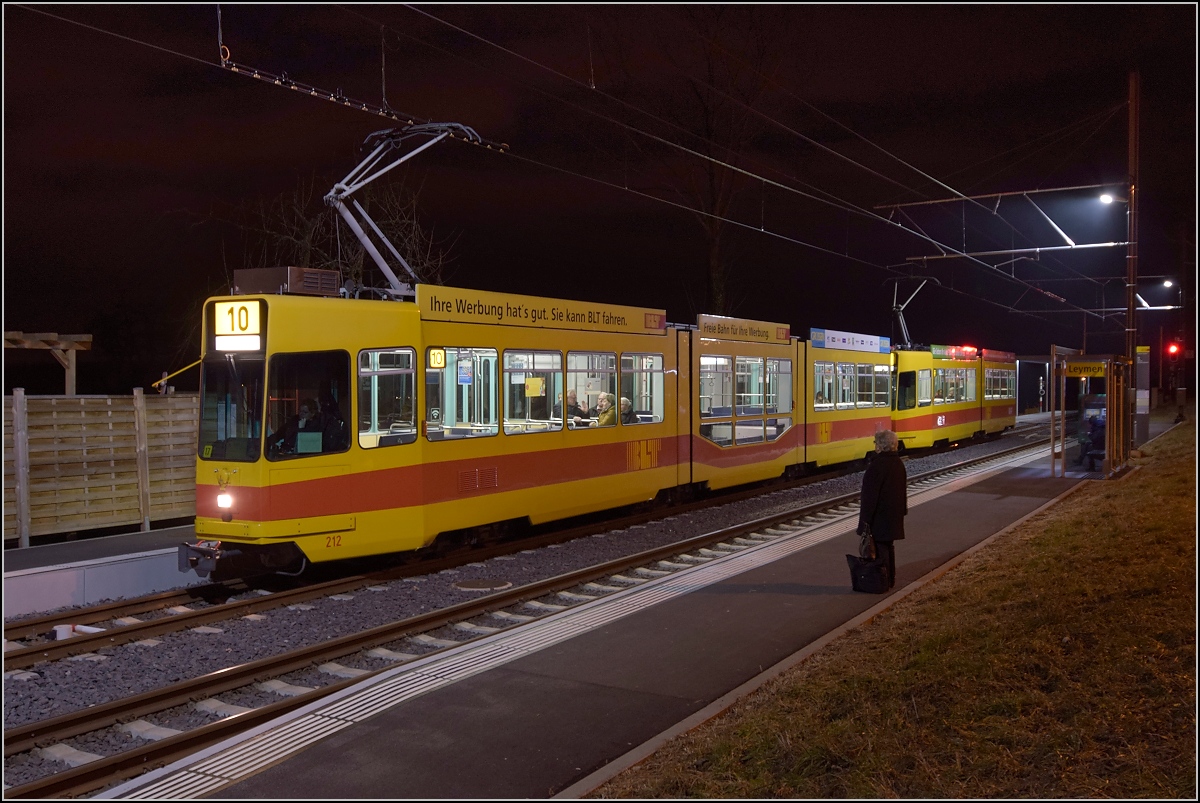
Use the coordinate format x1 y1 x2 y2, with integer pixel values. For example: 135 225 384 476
432 348 499 433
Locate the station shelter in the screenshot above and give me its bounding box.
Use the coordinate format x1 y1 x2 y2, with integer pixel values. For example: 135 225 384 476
1048 347 1132 477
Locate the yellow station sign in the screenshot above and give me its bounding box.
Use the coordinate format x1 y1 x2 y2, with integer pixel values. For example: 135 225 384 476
1064 361 1107 377
417 285 667 336
697 314 791 345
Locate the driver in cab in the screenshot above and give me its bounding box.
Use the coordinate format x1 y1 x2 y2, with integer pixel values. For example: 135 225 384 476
269 398 321 456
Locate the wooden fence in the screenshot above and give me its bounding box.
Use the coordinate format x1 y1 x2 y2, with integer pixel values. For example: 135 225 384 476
3 389 198 545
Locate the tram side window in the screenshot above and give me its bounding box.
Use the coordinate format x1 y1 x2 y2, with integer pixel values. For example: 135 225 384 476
965 368 977 402
918 369 932 406
504 350 562 435
987 368 1016 400
836 362 855 410
735 356 765 444
425 347 498 440
700 355 733 418
813 361 834 410
765 358 792 442
945 369 958 402
621 353 665 425
873 364 890 407
933 368 947 405
856 363 874 408
947 369 961 402
265 350 351 460
566 351 616 428
199 356 265 462
358 348 416 449
896 370 916 411
699 354 732 445
736 357 764 414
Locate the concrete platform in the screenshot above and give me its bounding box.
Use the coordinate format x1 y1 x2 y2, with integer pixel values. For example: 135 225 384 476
100 446 1107 800
3 524 205 619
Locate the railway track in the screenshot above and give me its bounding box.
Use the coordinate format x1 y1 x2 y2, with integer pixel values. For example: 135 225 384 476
4 423 1042 653
3 437 1048 799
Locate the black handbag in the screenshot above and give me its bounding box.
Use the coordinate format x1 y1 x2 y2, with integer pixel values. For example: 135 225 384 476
848 480 887 593
858 525 876 559
846 553 890 594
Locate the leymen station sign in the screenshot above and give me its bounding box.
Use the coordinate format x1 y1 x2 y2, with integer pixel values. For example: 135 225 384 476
1064 360 1107 378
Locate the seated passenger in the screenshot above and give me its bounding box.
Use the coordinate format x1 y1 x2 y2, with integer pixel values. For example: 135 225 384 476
814 392 827 405
552 389 589 421
269 398 321 455
619 396 636 424
593 392 617 427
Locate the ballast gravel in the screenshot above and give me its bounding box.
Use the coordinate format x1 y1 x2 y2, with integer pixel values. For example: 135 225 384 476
3 432 1040 790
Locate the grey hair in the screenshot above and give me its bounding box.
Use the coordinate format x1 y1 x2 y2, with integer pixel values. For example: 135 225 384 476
874 429 899 452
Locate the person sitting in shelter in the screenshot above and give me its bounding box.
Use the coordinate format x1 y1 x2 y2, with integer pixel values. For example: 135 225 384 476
552 389 589 422
591 392 617 427
270 398 321 455
619 396 637 424
1086 415 1106 472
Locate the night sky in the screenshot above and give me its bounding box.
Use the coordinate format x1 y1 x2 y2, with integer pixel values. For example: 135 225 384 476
4 4 1195 394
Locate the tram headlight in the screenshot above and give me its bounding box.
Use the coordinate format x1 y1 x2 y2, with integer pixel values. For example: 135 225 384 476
217 493 233 509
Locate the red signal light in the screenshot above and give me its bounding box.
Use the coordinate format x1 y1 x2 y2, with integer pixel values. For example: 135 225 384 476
1167 343 1181 355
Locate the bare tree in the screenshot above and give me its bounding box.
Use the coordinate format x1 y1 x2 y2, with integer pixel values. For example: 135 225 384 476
590 6 790 315
233 172 455 290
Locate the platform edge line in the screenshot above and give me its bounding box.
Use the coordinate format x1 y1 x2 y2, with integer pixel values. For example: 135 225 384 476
552 475 1091 799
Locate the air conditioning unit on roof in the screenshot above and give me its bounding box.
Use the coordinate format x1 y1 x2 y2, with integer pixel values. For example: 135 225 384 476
233 266 340 297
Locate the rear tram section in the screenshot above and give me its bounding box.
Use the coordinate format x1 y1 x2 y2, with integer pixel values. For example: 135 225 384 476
182 281 1015 579
893 344 1017 449
805 327 893 467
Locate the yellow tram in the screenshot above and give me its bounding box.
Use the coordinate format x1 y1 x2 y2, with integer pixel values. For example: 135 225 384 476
691 315 801 490
187 285 686 576
892 344 1017 450
804 327 893 466
182 279 1016 579
980 348 1018 436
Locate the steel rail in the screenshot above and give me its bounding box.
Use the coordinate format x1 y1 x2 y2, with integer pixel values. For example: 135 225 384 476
3 438 1047 799
2 451 870 666
3 429 1041 668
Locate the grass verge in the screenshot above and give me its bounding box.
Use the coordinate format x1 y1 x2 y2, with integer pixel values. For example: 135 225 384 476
590 421 1196 799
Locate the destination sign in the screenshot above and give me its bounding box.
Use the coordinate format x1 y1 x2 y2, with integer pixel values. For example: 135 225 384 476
213 300 262 351
931 344 979 360
697 314 791 345
810 328 890 353
418 285 667 336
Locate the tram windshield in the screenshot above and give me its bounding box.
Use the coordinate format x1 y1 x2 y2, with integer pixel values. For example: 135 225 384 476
198 355 265 462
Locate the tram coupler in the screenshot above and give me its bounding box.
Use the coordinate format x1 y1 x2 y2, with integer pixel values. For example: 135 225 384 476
178 540 238 578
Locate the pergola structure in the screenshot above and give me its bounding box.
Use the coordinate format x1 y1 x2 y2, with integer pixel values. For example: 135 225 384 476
4 332 93 396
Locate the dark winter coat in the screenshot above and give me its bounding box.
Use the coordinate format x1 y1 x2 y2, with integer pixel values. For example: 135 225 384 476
858 451 908 541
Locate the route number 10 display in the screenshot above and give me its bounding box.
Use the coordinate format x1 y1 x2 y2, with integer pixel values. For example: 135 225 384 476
214 301 262 351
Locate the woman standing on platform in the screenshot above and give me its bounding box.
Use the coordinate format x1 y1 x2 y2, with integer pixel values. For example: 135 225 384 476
857 430 908 589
